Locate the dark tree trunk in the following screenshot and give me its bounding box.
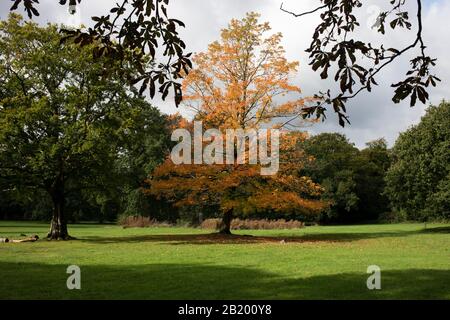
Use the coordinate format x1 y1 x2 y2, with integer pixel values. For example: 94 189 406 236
47 175 72 240
219 208 233 235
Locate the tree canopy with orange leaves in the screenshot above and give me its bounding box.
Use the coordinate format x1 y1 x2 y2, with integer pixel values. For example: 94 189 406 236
147 13 326 234
147 130 325 233
182 12 312 130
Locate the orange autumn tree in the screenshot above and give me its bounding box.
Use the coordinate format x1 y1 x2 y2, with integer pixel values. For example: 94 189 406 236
148 129 325 234
146 13 326 234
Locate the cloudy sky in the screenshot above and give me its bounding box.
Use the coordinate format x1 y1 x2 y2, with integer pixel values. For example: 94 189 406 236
1 0 449 148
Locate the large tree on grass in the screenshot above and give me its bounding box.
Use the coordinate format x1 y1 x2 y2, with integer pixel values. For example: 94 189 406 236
0 14 168 239
147 13 326 234
148 130 325 234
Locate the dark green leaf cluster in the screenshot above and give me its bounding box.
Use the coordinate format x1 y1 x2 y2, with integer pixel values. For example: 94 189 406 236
10 0 192 108
281 0 439 126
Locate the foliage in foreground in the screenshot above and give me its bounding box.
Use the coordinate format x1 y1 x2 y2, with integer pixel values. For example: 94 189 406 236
10 0 192 109
280 0 440 125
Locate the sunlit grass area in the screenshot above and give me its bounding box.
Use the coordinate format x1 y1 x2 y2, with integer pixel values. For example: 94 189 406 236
0 221 449 300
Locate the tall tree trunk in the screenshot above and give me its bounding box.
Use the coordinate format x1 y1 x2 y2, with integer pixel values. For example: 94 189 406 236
219 208 233 235
47 175 72 240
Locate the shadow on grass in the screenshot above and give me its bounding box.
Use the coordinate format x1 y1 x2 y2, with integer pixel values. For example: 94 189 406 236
2 224 447 245
79 226 446 245
0 261 448 300
421 226 450 234
82 233 324 245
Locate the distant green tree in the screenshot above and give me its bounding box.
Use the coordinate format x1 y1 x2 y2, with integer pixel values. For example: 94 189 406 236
112 104 172 218
300 133 390 223
72 100 172 223
355 139 391 220
0 14 169 238
301 133 359 222
385 101 450 221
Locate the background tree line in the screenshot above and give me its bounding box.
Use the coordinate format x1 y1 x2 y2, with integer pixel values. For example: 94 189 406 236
4 101 449 225
0 13 448 236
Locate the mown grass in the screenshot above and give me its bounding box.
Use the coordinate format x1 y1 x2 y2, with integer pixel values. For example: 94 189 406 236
0 221 449 300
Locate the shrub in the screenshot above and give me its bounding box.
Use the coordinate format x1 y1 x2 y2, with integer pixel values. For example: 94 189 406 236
118 215 171 228
378 210 408 223
200 218 304 230
199 218 221 230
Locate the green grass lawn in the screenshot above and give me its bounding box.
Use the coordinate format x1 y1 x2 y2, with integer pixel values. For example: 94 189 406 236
0 221 449 300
